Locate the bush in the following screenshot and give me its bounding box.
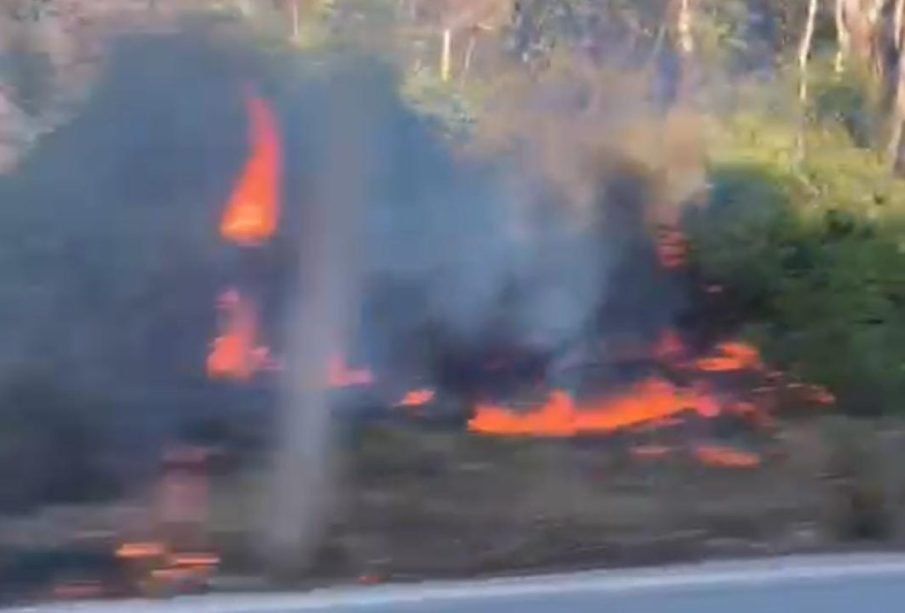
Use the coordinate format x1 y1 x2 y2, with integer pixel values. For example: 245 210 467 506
687 108 905 416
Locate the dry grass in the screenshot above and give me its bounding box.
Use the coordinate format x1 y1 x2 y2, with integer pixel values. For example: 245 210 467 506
195 417 905 581
7 417 905 584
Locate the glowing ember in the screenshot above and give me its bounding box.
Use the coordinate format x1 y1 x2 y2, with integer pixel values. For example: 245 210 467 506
52 581 104 600
116 541 167 559
150 566 213 583
328 355 375 388
396 388 436 408
207 289 270 381
468 379 720 437
695 341 762 372
169 552 220 568
692 444 762 468
796 383 836 406
219 89 282 246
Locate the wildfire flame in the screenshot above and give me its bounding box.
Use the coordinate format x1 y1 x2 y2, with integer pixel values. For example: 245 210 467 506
207 289 272 381
396 388 436 408
695 341 762 372
219 89 282 245
115 541 167 559
468 379 720 437
467 334 795 439
693 444 761 468
169 552 220 568
328 354 375 388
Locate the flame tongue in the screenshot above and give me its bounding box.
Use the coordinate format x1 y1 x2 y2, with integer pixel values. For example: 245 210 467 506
396 388 436 408
219 91 282 245
469 379 720 437
207 289 270 381
695 342 762 372
328 355 375 388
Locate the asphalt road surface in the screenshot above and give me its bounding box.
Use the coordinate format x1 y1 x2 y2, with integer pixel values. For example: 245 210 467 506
12 554 905 612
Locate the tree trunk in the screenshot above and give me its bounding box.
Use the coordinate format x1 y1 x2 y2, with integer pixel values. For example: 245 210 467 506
836 0 850 73
895 0 905 50
888 13 905 172
677 0 695 57
441 28 452 82
461 32 477 82
674 0 696 100
291 0 301 42
798 0 820 161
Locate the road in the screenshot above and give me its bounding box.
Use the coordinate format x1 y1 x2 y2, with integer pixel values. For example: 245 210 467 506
11 554 905 612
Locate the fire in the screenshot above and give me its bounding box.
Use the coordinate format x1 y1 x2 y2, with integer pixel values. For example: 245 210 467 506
328 354 375 388
692 444 761 468
396 388 436 408
169 552 220 568
207 289 270 381
468 379 720 437
695 341 762 372
116 541 167 559
219 89 282 245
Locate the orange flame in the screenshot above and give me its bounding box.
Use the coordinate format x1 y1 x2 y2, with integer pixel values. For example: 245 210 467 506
396 388 436 408
468 379 720 437
692 444 761 468
116 541 167 559
169 552 220 568
695 341 762 372
220 89 282 245
328 355 375 388
207 289 271 381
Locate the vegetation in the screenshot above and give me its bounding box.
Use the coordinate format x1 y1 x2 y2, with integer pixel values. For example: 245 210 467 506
7 0 905 569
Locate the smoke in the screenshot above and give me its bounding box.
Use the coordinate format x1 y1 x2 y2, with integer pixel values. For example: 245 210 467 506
0 18 692 555
267 53 667 569
0 18 680 395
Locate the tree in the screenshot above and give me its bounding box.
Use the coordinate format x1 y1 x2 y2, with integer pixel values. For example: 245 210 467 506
798 0 820 160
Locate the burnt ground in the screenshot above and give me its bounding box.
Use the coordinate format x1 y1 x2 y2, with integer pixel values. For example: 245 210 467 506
4 415 905 600
199 416 905 585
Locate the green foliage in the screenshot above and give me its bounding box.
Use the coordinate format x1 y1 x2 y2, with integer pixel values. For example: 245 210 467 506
400 66 479 139
689 106 905 416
